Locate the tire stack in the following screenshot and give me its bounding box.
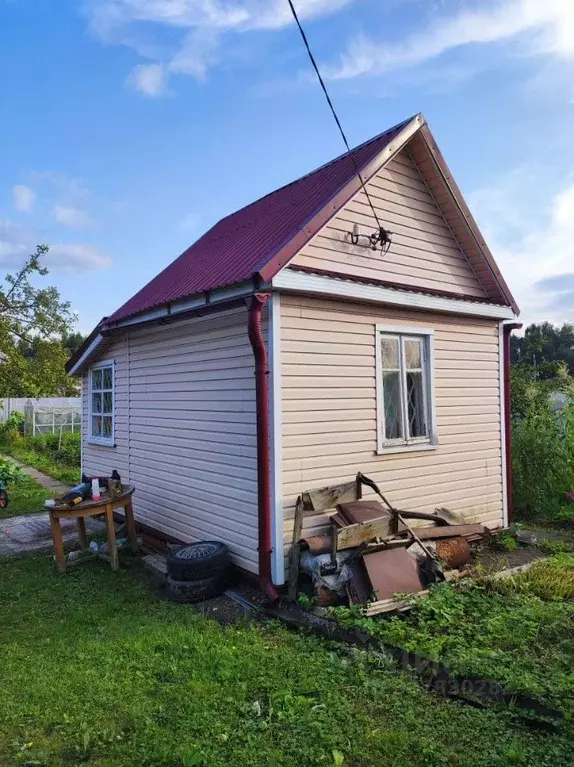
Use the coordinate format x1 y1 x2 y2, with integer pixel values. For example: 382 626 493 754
166 541 230 603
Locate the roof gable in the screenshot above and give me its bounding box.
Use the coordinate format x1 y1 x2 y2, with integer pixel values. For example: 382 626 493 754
108 117 414 323
105 113 518 325
289 144 488 300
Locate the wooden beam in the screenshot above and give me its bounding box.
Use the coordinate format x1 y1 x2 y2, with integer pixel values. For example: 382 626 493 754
287 496 305 601
302 480 358 513
336 518 395 550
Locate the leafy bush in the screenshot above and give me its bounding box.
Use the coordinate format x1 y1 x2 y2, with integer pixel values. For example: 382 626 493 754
491 530 518 551
4 411 24 434
0 457 24 485
0 411 25 447
511 383 574 521
8 432 81 467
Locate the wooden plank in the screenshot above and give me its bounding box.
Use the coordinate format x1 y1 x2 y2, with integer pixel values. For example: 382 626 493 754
336 518 395 550
362 590 428 617
77 517 88 550
302 479 359 512
287 496 305 601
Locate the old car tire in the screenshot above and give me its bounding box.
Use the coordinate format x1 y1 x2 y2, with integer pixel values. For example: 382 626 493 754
166 541 230 581
166 572 228 603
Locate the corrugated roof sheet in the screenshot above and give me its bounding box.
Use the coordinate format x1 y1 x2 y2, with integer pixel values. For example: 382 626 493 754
108 117 413 323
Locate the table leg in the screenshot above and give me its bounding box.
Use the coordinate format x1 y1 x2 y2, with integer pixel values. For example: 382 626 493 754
50 514 66 574
105 504 119 571
77 516 89 550
124 501 138 553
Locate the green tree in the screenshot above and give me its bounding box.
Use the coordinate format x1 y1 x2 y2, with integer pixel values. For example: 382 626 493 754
61 331 86 356
511 322 574 374
0 245 79 396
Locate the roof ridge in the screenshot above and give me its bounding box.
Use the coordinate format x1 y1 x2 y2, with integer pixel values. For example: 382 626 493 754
216 115 416 227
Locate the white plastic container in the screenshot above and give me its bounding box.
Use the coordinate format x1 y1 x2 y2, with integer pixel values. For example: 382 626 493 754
91 477 101 501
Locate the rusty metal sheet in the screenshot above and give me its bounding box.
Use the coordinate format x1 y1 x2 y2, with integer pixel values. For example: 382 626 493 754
300 535 332 555
436 537 470 569
416 524 486 541
346 560 373 605
363 548 423 602
337 500 391 525
331 513 349 529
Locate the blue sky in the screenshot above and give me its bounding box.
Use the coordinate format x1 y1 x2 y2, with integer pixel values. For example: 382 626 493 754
1 0 573 332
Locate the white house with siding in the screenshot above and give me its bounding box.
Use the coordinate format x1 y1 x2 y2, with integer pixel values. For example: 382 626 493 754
67 114 520 595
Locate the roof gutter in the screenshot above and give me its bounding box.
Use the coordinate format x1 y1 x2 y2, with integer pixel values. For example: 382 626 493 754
502 320 522 526
68 280 263 376
247 292 280 602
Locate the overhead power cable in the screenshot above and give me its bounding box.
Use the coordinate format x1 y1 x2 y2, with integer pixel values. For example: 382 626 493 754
286 0 383 230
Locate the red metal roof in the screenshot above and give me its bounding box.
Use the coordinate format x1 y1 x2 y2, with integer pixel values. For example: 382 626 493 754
108 117 413 323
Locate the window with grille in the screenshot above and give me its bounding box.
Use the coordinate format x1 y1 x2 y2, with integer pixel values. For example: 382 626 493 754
376 328 436 451
88 361 114 446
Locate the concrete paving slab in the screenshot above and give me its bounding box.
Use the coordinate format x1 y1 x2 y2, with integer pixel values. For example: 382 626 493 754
0 512 106 559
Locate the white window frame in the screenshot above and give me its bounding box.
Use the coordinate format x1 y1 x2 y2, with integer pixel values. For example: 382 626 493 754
375 325 437 454
88 359 115 447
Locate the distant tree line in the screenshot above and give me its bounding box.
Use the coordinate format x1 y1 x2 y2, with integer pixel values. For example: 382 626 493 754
510 322 574 420
511 322 574 379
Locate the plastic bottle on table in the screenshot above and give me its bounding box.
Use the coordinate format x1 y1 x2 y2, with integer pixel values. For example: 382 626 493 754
91 478 101 501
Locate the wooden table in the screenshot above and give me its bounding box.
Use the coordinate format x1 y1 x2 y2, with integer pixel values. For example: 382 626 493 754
49 485 137 573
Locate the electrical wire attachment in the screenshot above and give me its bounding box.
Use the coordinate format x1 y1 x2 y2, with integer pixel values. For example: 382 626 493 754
286 0 391 249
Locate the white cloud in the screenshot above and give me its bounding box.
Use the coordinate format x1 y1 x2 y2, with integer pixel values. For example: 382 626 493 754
0 219 111 272
87 0 356 90
46 244 112 270
52 205 95 229
29 171 89 202
324 0 574 80
12 185 36 212
127 62 168 96
469 171 574 324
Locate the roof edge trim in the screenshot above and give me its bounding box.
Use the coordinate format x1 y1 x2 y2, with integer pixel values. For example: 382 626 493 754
258 114 424 283
273 267 517 320
418 124 519 315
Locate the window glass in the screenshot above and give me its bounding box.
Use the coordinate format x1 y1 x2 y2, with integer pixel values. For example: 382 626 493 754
89 364 113 442
383 371 403 439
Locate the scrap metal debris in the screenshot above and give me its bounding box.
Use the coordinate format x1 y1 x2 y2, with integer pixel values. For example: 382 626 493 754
290 472 487 615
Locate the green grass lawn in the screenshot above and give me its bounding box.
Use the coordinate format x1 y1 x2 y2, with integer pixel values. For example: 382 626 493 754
0 472 52 519
333 571 574 721
1 555 573 767
1 477 572 766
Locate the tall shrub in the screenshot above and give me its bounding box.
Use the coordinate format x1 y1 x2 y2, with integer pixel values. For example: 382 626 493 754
512 406 574 516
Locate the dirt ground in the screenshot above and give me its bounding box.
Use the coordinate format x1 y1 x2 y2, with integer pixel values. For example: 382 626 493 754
467 543 546 575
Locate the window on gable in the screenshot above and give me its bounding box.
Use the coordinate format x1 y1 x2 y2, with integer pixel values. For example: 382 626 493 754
89 361 114 446
377 329 436 451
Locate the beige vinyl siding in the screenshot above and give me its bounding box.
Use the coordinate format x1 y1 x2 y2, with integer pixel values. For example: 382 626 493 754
82 307 260 574
280 295 503 559
291 147 487 299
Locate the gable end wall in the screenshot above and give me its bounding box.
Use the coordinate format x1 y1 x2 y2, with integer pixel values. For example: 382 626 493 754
291 147 487 299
